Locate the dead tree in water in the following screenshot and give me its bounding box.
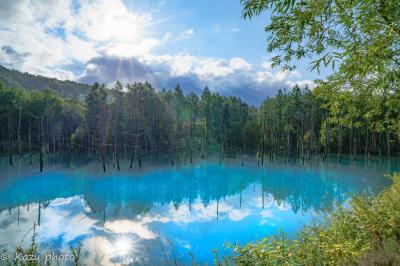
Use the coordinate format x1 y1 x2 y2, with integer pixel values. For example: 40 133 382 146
17 104 22 157
39 117 43 172
135 133 142 168
170 128 174 167
190 114 194 164
101 152 106 172
99 123 106 173
28 119 32 165
261 120 265 165
130 145 135 169
8 111 13 166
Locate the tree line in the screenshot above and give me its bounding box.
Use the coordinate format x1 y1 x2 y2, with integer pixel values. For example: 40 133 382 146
0 78 399 172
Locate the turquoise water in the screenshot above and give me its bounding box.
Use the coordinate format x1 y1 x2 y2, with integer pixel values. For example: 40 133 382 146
0 156 398 265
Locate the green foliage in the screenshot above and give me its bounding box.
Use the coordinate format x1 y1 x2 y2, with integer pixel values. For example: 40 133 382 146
241 0 400 80
0 65 89 100
228 174 400 265
240 0 400 160
0 84 84 157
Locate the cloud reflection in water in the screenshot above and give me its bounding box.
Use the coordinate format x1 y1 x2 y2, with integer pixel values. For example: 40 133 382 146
0 158 395 264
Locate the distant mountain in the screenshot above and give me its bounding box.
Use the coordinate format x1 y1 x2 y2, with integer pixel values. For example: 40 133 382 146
0 65 90 100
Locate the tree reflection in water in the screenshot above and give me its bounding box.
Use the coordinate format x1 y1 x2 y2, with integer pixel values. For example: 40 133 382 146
0 156 396 265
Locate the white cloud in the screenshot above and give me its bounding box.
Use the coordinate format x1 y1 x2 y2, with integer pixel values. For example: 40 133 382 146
289 79 315 89
41 68 76 81
0 0 82 72
141 54 253 79
260 209 273 218
143 53 199 76
162 32 172 42
74 0 152 43
104 220 157 239
228 209 251 221
0 0 156 79
261 60 272 69
229 57 252 71
103 38 162 57
178 28 195 40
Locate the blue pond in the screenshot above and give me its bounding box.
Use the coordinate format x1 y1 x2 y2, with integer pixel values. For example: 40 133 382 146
0 157 398 265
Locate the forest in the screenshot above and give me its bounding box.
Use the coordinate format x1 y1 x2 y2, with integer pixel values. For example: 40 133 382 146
0 73 399 172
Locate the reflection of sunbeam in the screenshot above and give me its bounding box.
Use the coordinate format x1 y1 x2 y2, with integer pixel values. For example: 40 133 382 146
114 235 134 257
109 235 140 265
80 235 140 265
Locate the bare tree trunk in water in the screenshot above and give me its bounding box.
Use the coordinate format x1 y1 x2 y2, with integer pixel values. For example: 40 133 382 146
242 143 245 166
324 113 330 161
39 117 43 172
8 112 13 166
349 127 353 159
100 130 106 173
190 115 194 164
18 104 22 157
38 201 41 226
365 127 369 160
101 151 106 173
130 145 135 169
301 115 304 165
284 132 289 164
216 200 219 221
338 125 342 163
353 128 357 160
116 152 120 171
387 130 391 158
262 189 264 209
380 132 383 158
170 128 174 167
138 146 142 168
129 132 137 169
239 183 242 208
241 110 245 166
219 133 223 166
29 119 32 165
261 120 265 165
219 142 222 165
269 129 273 162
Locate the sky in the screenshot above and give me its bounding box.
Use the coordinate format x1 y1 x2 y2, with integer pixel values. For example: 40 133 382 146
0 0 330 105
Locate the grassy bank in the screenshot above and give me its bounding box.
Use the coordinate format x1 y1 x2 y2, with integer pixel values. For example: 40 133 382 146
222 174 400 265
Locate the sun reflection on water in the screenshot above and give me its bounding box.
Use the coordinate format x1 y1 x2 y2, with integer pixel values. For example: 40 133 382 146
111 235 137 264
114 236 134 257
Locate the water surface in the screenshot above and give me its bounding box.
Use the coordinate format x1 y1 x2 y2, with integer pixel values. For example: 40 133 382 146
0 156 397 265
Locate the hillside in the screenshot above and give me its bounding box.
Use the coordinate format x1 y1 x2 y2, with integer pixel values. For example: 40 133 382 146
0 65 90 100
